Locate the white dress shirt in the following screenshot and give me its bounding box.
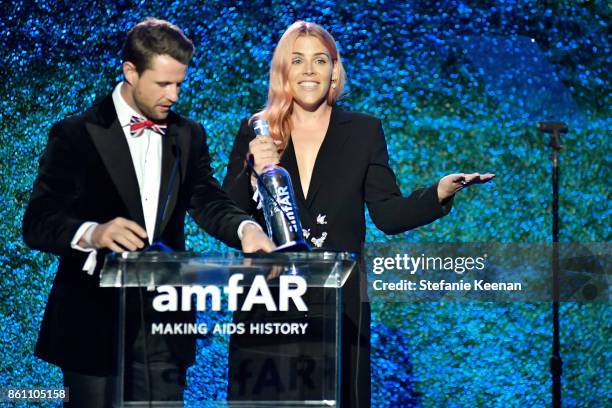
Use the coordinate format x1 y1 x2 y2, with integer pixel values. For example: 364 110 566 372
113 82 163 239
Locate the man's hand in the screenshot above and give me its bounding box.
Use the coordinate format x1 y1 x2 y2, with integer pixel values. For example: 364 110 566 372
85 217 148 252
240 223 275 253
437 173 495 203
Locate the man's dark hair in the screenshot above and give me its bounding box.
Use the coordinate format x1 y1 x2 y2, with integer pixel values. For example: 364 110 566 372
121 18 195 73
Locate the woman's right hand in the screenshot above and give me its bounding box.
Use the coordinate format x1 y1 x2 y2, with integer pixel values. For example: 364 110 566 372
249 136 281 174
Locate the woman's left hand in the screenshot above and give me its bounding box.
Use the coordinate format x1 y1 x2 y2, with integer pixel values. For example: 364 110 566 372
437 173 496 203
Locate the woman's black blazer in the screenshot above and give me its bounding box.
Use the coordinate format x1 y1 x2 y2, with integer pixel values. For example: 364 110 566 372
223 106 452 254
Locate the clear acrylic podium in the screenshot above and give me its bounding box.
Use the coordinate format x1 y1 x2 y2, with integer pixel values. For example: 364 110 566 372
100 251 356 407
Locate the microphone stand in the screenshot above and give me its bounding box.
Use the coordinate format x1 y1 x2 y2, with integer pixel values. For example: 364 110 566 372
537 121 568 408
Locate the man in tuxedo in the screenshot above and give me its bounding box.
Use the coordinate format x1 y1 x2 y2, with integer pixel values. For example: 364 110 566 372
22 18 273 407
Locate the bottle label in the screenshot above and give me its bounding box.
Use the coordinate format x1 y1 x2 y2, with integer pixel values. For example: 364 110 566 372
272 186 298 233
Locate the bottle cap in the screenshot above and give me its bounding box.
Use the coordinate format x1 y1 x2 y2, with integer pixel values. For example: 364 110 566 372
253 118 270 137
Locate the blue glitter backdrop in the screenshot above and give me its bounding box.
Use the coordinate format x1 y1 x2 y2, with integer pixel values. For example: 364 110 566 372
1 1 610 407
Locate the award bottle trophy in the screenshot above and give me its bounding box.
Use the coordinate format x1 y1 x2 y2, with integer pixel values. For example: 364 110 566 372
252 118 310 251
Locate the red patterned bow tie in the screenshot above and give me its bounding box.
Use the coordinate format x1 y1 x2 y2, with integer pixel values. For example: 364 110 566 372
129 115 167 137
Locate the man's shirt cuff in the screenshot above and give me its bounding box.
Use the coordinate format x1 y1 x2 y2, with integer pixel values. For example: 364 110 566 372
237 220 263 240
71 222 99 275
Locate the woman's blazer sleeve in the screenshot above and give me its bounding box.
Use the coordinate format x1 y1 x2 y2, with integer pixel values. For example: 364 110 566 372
365 119 453 234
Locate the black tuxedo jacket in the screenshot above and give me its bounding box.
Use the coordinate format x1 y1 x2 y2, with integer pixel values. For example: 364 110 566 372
223 106 452 407
23 93 251 376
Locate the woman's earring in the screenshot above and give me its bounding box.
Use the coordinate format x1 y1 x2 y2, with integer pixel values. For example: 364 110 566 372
331 78 337 89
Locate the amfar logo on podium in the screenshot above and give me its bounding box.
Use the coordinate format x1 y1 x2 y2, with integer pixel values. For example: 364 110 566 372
152 273 308 312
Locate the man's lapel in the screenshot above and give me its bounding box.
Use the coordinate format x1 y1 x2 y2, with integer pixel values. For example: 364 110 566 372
86 94 145 227
154 112 189 238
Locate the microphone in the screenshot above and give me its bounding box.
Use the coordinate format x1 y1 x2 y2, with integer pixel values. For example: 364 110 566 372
537 122 568 134
537 121 567 151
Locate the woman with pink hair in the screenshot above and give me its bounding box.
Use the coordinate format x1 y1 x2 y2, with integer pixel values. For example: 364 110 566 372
223 21 493 407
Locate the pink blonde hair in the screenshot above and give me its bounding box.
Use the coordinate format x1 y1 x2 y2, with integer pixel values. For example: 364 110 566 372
251 21 346 151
